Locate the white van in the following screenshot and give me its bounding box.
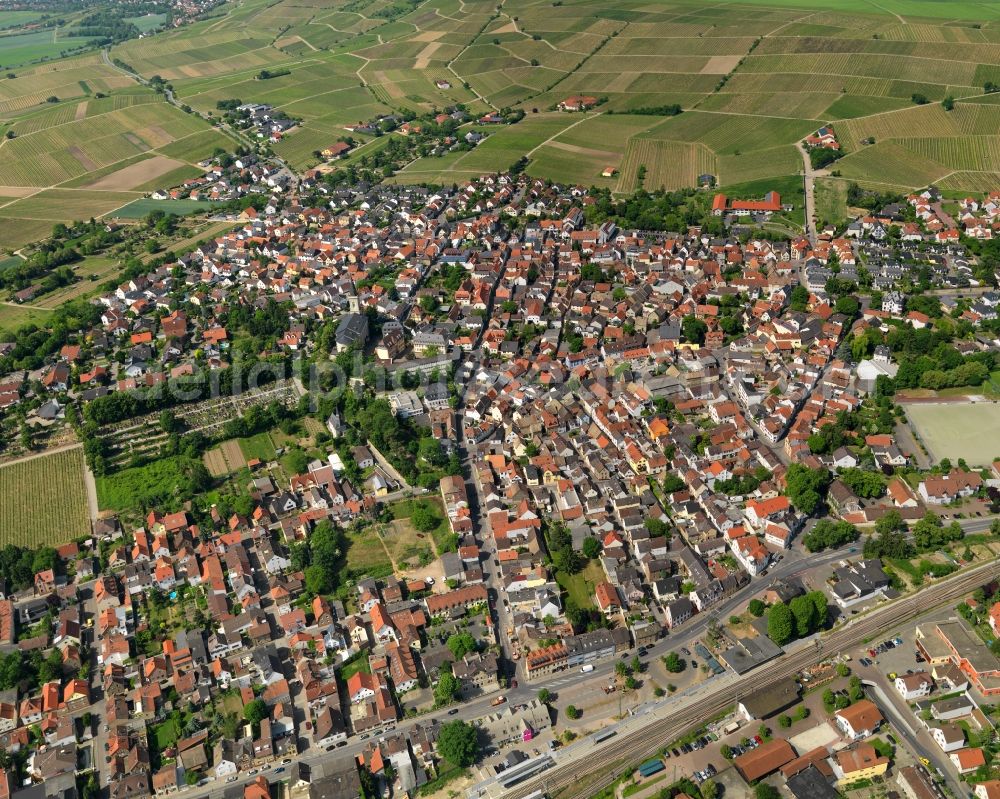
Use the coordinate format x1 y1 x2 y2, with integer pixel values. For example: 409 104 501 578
580 664 594 673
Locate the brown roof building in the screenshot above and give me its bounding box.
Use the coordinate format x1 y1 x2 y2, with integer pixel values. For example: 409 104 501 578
734 738 796 783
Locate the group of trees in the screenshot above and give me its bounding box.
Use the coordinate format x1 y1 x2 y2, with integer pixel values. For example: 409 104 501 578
784 463 831 516
802 519 860 553
0 646 63 692
543 520 586 576
0 544 59 592
808 146 841 170
912 511 964 550
864 509 964 562
767 591 828 646
293 521 346 596
838 468 886 499
336 390 461 490
584 186 719 236
870 330 998 393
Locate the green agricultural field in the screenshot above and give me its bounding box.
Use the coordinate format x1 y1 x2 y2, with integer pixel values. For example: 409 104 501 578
0 29 99 68
1 0 1000 245
0 447 91 547
0 11 45 29
109 198 220 219
126 13 168 33
813 177 850 227
0 302 53 330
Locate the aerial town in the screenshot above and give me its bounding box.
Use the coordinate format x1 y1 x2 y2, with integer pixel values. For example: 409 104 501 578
2 161 1000 799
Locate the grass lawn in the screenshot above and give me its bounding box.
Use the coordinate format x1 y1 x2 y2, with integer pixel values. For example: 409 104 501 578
0 303 53 332
337 650 371 681
814 177 849 227
384 518 436 569
109 198 221 219
389 496 456 553
239 432 276 462
151 717 181 753
556 559 605 610
345 525 393 579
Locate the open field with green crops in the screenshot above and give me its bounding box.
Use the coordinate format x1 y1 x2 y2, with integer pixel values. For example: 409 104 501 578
1 0 1000 247
0 447 90 546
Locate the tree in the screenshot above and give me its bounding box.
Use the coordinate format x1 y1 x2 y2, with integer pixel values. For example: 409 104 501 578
942 94 955 111
437 720 479 767
537 688 551 704
447 632 477 660
434 669 460 705
411 502 441 533
582 537 601 559
785 463 831 515
566 704 581 719
802 519 859 552
836 662 851 678
700 779 719 799
748 599 766 617
848 675 864 701
839 468 885 499
304 565 328 596
243 698 268 724
720 743 733 760
789 595 818 638
663 652 685 673
835 295 860 317
789 285 809 312
682 315 708 345
755 786 781 799
767 602 794 646
662 474 685 493
778 714 791 729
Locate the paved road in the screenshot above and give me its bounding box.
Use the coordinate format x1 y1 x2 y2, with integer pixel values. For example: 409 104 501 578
796 141 818 244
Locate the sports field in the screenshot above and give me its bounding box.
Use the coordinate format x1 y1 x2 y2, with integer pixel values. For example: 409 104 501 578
905 402 1000 467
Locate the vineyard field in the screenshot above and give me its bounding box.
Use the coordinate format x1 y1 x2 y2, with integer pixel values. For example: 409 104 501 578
0 447 90 546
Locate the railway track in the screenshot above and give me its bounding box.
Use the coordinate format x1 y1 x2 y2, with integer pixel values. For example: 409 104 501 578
504 562 997 799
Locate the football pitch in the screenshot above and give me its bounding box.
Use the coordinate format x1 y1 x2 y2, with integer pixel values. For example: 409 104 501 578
905 402 1000 466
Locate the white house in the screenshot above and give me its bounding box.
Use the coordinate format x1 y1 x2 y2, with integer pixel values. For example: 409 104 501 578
835 700 883 739
895 672 934 701
931 723 965 753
